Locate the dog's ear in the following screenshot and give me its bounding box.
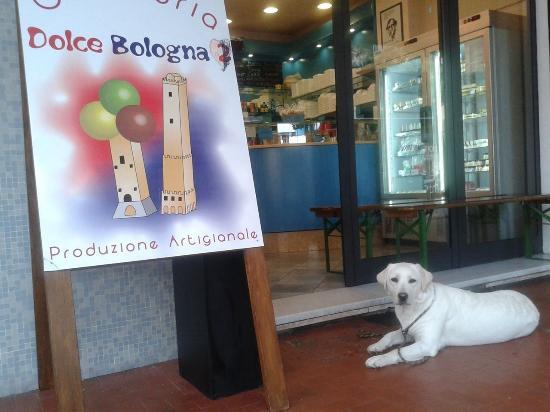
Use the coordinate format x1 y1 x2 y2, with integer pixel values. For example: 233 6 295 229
415 264 433 291
376 264 393 290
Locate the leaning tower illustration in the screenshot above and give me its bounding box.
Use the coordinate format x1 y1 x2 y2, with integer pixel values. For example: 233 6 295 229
161 73 197 214
110 135 157 218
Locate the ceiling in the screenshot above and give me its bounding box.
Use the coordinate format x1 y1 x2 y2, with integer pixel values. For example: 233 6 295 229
225 0 370 42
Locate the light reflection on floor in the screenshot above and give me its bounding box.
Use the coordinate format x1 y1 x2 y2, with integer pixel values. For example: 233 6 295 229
266 244 418 299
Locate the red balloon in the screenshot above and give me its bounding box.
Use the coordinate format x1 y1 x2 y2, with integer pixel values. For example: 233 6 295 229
116 105 156 143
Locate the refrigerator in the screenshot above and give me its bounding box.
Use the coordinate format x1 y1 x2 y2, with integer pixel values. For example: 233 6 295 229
375 30 445 200
375 10 525 239
375 10 525 200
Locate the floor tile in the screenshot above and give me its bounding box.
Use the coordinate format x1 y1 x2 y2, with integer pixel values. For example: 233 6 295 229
3 278 550 411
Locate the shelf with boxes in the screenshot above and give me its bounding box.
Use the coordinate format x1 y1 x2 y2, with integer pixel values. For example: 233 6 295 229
287 66 377 120
240 65 379 145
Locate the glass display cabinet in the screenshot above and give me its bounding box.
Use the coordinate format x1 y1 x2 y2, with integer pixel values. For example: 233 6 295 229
376 10 525 200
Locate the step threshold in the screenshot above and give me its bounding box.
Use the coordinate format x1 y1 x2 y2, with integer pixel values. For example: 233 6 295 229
273 256 550 331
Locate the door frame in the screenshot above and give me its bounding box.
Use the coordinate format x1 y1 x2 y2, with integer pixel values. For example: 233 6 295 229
333 0 542 285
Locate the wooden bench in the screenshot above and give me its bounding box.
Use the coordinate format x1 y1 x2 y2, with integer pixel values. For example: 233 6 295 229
311 194 550 271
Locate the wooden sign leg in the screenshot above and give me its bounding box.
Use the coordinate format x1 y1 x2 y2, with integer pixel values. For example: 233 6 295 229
243 248 289 412
44 270 86 412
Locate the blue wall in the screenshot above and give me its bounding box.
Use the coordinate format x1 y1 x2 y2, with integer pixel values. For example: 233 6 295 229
0 0 177 396
250 144 380 233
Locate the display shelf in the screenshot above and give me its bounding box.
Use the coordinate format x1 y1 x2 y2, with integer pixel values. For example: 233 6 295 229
240 87 289 96
355 100 377 106
396 150 425 157
463 110 488 120
395 129 421 138
354 118 379 123
355 64 375 77
248 140 377 149
465 167 490 173
304 110 336 120
291 74 371 100
244 121 281 126
393 103 422 113
397 171 428 177
391 80 421 93
462 84 486 96
464 144 489 150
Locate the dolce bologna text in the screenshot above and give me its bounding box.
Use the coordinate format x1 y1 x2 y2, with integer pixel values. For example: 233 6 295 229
26 27 211 63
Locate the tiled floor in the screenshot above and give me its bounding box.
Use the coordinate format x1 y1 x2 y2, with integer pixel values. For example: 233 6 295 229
3 277 549 411
266 244 417 299
266 250 345 299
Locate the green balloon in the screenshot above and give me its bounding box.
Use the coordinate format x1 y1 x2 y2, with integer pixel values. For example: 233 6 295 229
100 80 140 115
79 101 119 140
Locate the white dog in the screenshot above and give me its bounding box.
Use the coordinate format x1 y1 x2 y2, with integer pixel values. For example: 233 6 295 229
366 263 540 368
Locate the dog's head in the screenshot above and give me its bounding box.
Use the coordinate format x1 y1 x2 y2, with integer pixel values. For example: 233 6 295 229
376 263 433 305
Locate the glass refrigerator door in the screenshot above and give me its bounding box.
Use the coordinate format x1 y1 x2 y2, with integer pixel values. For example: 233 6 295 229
461 36 492 196
380 55 442 197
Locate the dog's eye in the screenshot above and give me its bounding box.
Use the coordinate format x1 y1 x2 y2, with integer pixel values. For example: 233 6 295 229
390 277 398 283
409 279 417 283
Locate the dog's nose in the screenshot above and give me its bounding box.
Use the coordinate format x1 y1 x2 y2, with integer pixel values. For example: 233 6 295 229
398 292 408 303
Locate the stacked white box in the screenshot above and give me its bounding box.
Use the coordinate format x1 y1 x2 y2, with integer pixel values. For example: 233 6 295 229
302 78 314 94
324 69 335 86
291 82 300 97
318 92 337 115
353 84 376 106
297 100 318 119
312 73 325 91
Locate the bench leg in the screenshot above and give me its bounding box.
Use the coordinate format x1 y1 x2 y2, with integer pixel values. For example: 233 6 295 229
361 213 376 259
418 210 428 268
523 204 534 258
323 218 331 272
395 219 401 259
366 218 374 259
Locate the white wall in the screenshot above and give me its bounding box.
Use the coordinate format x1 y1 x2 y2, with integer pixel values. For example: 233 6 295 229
537 0 550 252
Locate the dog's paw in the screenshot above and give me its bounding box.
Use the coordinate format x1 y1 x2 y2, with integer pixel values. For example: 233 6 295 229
365 355 387 368
367 343 384 355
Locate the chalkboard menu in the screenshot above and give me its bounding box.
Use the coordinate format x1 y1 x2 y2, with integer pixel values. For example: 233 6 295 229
236 61 283 88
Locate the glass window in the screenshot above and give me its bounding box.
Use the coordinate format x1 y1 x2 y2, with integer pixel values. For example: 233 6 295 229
351 0 448 275
459 0 532 243
226 0 343 296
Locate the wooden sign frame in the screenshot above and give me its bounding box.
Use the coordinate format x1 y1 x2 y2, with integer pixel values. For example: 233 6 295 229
17 14 288 412
15 2 289 410
32 250 288 412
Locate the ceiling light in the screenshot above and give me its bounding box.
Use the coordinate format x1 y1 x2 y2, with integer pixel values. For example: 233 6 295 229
299 58 306 62
349 28 356 33
248 53 254 58
288 57 294 61
316 44 322 48
317 2 332 10
226 18 232 24
361 30 367 34
263 6 279 14
328 45 333 49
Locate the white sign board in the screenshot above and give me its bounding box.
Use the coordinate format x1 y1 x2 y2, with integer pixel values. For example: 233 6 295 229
17 0 263 271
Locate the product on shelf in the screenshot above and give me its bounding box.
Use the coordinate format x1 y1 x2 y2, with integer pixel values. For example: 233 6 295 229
353 83 376 106
318 92 336 115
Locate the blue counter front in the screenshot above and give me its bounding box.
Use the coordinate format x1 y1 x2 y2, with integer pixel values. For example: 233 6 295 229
249 142 380 233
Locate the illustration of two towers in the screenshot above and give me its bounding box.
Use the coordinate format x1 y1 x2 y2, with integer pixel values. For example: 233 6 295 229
110 73 196 218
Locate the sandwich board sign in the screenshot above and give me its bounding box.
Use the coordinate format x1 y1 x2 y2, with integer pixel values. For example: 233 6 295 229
17 0 263 271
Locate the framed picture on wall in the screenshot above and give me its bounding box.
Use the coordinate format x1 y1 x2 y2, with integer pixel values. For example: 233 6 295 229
380 3 403 46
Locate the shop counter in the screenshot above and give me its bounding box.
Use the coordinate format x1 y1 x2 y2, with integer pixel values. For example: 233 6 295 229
249 142 380 233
